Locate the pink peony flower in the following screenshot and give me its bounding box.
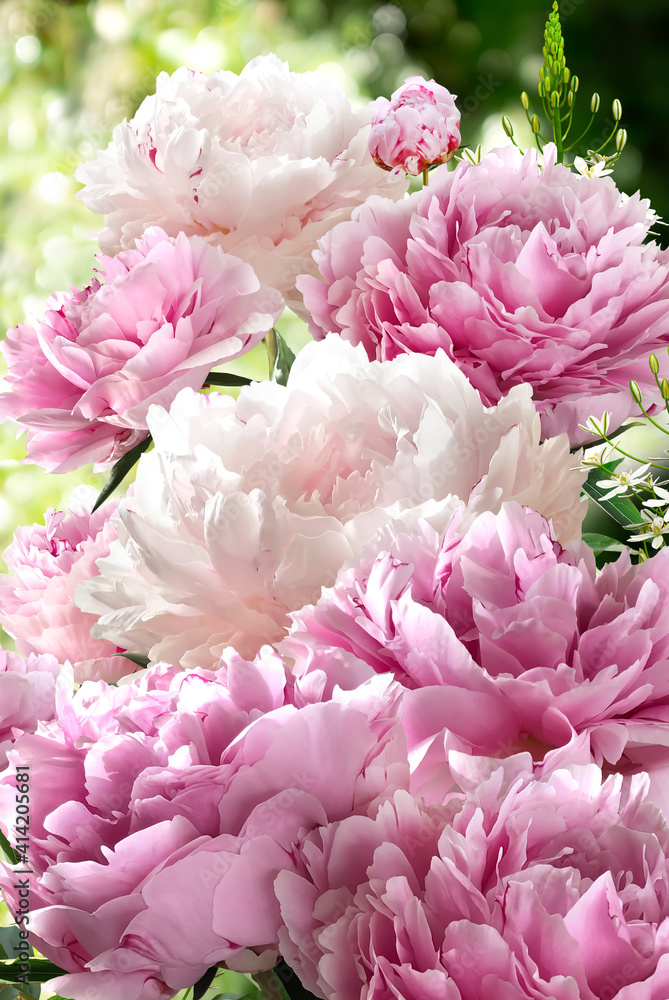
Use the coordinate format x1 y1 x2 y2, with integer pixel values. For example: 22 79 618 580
299 144 669 445
369 76 460 175
0 655 408 1000
78 338 586 669
286 502 669 806
277 757 669 1000
0 486 132 684
0 648 59 768
75 56 408 313
0 227 283 472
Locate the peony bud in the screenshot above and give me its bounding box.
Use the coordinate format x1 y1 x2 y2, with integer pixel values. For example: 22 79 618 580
369 76 461 176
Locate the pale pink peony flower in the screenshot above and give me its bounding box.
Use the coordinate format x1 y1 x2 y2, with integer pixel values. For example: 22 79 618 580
299 144 669 444
0 648 59 768
0 486 132 684
369 76 460 175
0 227 283 472
286 502 669 807
77 338 586 668
75 56 408 313
277 757 669 1000
0 656 408 1000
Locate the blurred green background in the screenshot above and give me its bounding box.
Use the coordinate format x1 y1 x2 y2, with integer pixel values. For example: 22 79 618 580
0 0 666 973
0 0 667 564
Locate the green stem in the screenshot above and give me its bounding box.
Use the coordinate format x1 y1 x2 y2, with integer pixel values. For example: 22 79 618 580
651 370 664 393
591 119 619 155
254 971 282 1000
647 369 669 423
506 134 525 152
564 112 596 151
599 430 669 471
264 328 278 379
635 398 669 436
552 105 563 162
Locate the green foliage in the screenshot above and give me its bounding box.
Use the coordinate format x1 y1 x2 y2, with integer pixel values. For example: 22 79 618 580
0 958 64 984
582 460 642 528
0 835 19 869
114 652 150 668
91 435 152 513
266 328 297 386
175 970 264 1000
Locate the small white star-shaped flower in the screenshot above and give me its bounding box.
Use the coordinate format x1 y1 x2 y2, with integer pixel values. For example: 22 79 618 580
628 510 669 549
642 485 669 509
597 463 652 500
579 411 611 438
573 155 613 178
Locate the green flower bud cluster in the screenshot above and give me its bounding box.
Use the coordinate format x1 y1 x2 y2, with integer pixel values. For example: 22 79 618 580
518 2 572 161
539 2 567 108
517 0 628 174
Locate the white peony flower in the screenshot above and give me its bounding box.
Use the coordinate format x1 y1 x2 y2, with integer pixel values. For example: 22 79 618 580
75 55 408 313
78 338 587 668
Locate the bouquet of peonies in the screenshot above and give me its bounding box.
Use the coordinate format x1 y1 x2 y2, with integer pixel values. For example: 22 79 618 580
5 5 669 999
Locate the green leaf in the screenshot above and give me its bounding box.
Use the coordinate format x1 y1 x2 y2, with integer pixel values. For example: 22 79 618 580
0 927 29 964
0 935 12 963
581 533 628 554
0 985 40 1000
208 970 262 1000
92 436 152 513
0 959 66 984
193 967 219 1000
273 962 319 1000
0 831 19 867
265 329 295 387
0 940 39 998
582 464 641 528
204 373 255 387
113 652 150 669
